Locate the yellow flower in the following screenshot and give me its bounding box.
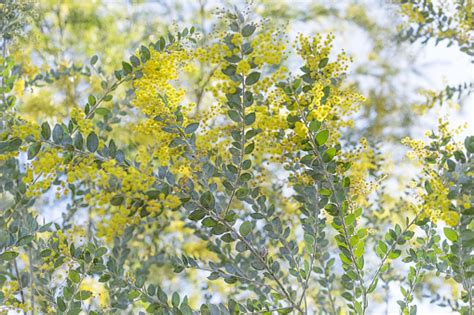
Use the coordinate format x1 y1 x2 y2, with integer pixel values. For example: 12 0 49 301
71 107 94 134
294 121 308 138
236 59 251 75
80 278 109 307
13 79 25 97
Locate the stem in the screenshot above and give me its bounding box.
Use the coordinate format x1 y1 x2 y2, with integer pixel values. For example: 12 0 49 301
457 222 473 315
27 248 35 314
326 276 338 315
128 282 169 309
317 254 338 315
403 265 423 313
290 86 368 312
297 223 319 313
70 76 127 137
222 71 246 218
13 259 26 307
1 38 8 107
64 264 88 314
206 208 302 313
261 214 305 288
367 213 420 292
247 306 294 314
182 262 279 295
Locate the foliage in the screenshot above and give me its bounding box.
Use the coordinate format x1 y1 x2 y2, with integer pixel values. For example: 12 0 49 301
397 0 473 56
0 1 472 315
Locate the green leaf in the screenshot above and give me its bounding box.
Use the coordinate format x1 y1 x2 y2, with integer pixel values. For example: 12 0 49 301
202 217 217 227
304 233 315 252
446 159 456 172
376 240 388 258
357 228 368 239
244 113 256 125
90 55 98 66
103 95 113 102
52 124 64 143
128 290 140 300
244 142 255 154
354 241 364 258
222 65 236 77
110 195 124 206
41 122 51 140
323 147 336 162
75 290 92 300
368 279 378 293
315 129 329 146
98 274 111 283
243 91 254 107
86 132 98 152
69 270 81 283
95 108 110 116
320 188 332 196
188 210 206 221
17 235 34 246
240 173 251 182
211 224 227 235
184 122 199 134
40 249 52 257
443 227 458 242
172 292 180 307
239 221 253 236
0 138 21 153
95 247 107 257
388 249 401 259
200 191 215 209
309 120 321 132
88 95 96 106
227 164 238 174
245 72 260 85
57 297 66 311
236 187 249 198
228 110 241 122
146 303 159 313
74 133 84 150
109 139 117 157
122 61 133 74
319 58 329 68
354 301 363 314
0 251 19 261
241 24 256 37
27 142 41 160
181 303 193 315
130 55 140 67
465 136 474 153
242 159 252 170
140 45 151 62
424 180 433 194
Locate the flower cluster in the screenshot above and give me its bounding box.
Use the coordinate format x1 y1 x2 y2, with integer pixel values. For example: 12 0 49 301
71 107 94 134
10 119 40 141
24 149 65 198
2 280 31 313
420 173 459 226
344 138 380 208
291 34 365 143
402 118 466 227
